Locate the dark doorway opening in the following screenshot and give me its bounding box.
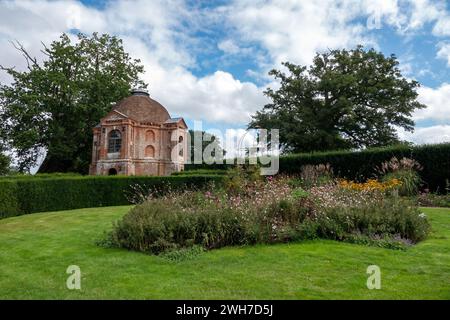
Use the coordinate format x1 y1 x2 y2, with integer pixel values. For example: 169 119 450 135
108 168 118 176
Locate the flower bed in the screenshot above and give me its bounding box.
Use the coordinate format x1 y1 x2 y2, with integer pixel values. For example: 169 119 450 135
104 166 430 254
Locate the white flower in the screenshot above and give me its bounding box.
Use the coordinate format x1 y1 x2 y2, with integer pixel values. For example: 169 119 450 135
419 213 427 219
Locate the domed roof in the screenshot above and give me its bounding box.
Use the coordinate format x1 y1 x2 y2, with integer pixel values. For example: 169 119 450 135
112 90 171 123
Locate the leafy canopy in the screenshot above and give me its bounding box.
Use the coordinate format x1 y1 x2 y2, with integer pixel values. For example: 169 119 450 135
0 33 146 173
249 46 426 153
0 149 10 175
188 130 226 164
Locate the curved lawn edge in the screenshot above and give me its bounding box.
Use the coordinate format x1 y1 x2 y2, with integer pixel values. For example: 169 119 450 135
0 206 449 299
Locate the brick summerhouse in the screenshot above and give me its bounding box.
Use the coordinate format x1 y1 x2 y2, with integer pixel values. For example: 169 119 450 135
89 89 188 176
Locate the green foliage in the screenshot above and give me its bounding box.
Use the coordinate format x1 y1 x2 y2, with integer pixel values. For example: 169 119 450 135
188 130 226 165
417 193 450 208
171 169 227 176
185 162 233 171
298 163 333 188
344 234 412 250
291 187 309 200
0 175 223 219
222 165 262 194
250 46 426 152
159 245 205 262
0 180 20 218
0 172 82 180
378 157 422 196
106 200 246 254
383 170 421 196
107 188 429 255
279 143 450 193
0 33 146 173
317 198 430 244
0 152 10 176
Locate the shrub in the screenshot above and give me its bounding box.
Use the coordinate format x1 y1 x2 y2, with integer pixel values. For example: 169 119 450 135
106 177 312 254
382 170 421 196
416 193 450 208
0 152 10 176
377 156 423 173
185 143 450 193
0 180 20 218
344 233 413 250
0 172 82 180
279 143 450 193
171 169 227 176
299 163 333 188
107 199 248 254
222 165 262 195
106 176 430 255
0 174 224 219
377 157 422 196
316 198 430 243
184 162 233 171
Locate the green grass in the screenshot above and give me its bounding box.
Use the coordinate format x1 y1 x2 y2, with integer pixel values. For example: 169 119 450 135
0 206 449 299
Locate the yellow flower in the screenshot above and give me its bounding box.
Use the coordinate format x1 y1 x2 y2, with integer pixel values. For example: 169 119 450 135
339 178 402 192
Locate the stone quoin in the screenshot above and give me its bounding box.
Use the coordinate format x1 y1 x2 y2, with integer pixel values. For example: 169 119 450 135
89 89 188 176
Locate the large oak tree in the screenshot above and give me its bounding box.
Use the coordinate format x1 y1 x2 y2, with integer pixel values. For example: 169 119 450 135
250 46 426 153
0 33 146 173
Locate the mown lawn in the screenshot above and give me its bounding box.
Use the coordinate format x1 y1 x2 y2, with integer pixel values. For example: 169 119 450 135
0 206 449 299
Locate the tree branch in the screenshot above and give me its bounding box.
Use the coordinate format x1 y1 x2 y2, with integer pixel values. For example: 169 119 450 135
10 40 40 70
40 41 51 57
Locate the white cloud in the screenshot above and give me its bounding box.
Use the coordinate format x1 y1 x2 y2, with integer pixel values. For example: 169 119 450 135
0 0 267 126
415 84 450 121
365 0 447 35
399 125 450 144
224 0 450 71
221 0 450 133
1 0 450 141
218 39 241 55
432 14 450 36
401 0 443 31
437 42 450 66
148 68 268 124
117 35 268 124
226 0 374 68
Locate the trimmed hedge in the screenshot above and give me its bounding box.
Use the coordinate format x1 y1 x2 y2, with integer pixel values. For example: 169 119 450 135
0 175 223 219
279 143 450 192
184 163 233 171
0 153 10 176
184 143 450 192
0 173 82 180
172 169 228 176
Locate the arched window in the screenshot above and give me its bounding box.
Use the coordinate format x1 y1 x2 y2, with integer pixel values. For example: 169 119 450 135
179 136 183 143
146 130 155 142
145 145 155 158
108 130 122 153
108 168 118 176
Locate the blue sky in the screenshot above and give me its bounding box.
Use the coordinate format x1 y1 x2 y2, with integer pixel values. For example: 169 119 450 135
1 0 450 145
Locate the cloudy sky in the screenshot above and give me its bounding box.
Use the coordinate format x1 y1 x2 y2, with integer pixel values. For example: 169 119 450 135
1 0 450 145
